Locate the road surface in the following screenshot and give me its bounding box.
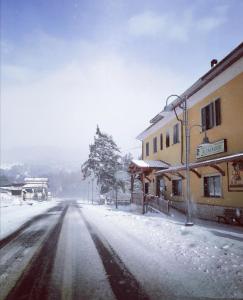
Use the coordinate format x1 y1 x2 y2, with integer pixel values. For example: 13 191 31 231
0 200 150 300
1 200 242 300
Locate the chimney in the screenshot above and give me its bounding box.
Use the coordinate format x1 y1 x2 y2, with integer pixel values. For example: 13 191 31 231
211 59 218 68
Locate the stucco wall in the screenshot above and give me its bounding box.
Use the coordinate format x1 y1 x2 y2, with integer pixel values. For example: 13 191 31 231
142 71 243 209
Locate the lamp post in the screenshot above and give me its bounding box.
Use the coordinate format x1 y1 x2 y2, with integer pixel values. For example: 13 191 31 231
164 95 210 226
186 124 210 222
164 95 192 225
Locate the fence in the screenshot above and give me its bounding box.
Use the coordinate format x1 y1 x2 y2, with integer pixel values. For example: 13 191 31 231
145 194 169 215
131 191 144 206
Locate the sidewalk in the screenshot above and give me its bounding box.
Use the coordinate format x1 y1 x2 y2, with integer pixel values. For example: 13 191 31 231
148 205 243 239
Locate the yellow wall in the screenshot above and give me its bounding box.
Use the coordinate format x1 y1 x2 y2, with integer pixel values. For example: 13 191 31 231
142 72 243 208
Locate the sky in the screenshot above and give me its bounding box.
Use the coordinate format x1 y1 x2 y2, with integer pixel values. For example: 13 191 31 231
1 0 243 166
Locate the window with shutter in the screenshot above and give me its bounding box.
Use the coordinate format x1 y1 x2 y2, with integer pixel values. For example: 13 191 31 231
160 134 163 150
201 107 206 131
166 131 170 147
201 98 221 131
173 123 180 144
153 137 157 153
146 142 149 156
215 98 221 126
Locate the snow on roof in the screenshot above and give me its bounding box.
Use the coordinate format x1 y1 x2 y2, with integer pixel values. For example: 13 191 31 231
131 159 169 169
0 186 23 191
24 178 48 183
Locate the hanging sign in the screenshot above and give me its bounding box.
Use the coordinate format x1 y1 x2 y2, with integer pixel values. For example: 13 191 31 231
196 139 226 159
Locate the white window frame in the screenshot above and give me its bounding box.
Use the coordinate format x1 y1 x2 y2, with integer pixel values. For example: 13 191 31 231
172 178 183 196
202 173 223 198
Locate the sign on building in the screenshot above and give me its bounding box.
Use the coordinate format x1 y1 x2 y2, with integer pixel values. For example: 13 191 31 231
196 139 227 159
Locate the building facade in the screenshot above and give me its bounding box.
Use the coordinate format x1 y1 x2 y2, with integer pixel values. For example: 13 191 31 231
132 43 243 221
22 178 49 200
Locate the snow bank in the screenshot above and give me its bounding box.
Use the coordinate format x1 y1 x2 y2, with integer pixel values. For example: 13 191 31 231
0 193 60 239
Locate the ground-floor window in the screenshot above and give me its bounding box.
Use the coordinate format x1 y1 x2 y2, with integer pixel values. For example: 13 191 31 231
172 179 182 196
203 175 221 197
144 182 149 194
156 177 166 197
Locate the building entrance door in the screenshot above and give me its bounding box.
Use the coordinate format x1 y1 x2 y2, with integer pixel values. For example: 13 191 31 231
156 177 166 198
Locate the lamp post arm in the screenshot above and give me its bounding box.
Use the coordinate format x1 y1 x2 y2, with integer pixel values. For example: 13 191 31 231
165 94 184 107
165 94 186 122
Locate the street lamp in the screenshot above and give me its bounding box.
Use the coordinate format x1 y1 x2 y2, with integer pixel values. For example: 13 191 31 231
163 95 209 226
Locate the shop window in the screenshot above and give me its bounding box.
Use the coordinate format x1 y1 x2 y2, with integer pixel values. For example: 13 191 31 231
166 130 170 147
173 123 180 144
201 98 221 131
160 133 163 150
146 142 149 156
204 175 221 197
153 137 157 153
172 179 182 196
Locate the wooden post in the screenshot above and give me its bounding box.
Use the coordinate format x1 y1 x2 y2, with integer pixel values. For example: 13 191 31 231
115 186 118 209
130 174 134 204
142 173 145 214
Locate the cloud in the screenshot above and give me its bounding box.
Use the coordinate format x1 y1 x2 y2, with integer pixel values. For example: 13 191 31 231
127 11 189 42
197 16 226 32
1 34 189 162
2 65 38 84
127 5 228 42
127 11 167 37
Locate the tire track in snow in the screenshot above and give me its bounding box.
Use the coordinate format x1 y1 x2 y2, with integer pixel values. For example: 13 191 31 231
0 204 63 250
76 204 150 300
5 204 69 300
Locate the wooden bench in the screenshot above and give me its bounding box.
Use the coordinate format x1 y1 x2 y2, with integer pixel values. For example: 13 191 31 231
217 208 243 225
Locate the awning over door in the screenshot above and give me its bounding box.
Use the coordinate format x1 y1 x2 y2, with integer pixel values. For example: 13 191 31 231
155 153 243 178
129 159 169 174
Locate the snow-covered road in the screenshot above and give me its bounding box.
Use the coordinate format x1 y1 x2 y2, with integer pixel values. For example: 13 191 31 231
1 199 243 300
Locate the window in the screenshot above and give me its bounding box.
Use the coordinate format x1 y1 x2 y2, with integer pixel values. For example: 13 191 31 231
144 182 149 194
146 142 149 156
172 179 182 196
166 130 170 147
204 175 221 197
201 98 221 131
156 177 166 197
173 123 180 144
160 133 163 150
153 137 157 153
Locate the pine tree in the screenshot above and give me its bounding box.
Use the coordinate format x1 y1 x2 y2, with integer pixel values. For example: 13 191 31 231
82 126 123 195
121 153 142 193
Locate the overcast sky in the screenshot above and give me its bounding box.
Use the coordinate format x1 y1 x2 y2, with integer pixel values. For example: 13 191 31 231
1 0 243 165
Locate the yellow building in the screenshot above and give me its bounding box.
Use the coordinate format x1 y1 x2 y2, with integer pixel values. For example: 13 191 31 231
130 43 243 222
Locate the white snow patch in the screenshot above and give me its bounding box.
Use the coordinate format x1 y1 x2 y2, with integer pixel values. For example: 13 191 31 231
81 204 243 299
0 192 59 239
